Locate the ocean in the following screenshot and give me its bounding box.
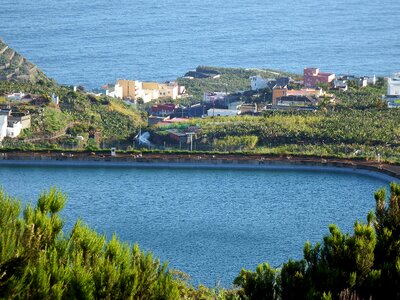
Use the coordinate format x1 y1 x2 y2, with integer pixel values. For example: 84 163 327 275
1 0 399 89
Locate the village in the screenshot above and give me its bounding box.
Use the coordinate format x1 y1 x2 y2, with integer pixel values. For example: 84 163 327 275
102 67 399 122
1 66 400 150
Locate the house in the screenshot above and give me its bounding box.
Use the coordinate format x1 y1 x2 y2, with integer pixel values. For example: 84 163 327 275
250 76 292 91
203 92 228 102
333 78 349 91
386 98 400 108
158 81 185 99
366 75 377 85
250 75 269 90
171 101 228 118
272 86 323 105
382 73 400 108
8 112 31 129
113 79 185 102
150 103 176 116
6 120 22 138
334 75 371 91
304 68 335 88
115 79 141 99
6 92 26 101
268 95 318 111
0 110 30 141
207 108 238 117
387 73 400 96
239 103 257 115
0 110 9 140
275 95 319 107
51 93 59 105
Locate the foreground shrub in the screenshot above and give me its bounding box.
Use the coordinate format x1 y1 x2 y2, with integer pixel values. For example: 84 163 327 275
0 188 180 299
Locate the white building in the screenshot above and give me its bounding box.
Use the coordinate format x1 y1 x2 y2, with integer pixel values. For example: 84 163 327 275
52 93 59 105
0 110 30 141
6 121 22 138
366 75 377 85
0 111 9 140
388 73 400 96
113 80 185 103
203 92 227 102
333 78 348 91
6 92 26 101
250 75 269 91
207 108 238 117
139 89 159 103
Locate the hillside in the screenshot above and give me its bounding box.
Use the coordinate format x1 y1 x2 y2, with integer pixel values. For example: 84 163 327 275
0 39 145 150
0 39 52 84
0 81 146 150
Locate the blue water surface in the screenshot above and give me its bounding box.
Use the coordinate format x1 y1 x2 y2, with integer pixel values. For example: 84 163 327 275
0 164 394 286
1 0 399 88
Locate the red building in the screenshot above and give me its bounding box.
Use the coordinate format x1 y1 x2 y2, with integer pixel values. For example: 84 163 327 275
150 103 176 116
304 68 335 88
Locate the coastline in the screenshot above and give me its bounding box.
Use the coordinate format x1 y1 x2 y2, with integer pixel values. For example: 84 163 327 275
1 151 399 181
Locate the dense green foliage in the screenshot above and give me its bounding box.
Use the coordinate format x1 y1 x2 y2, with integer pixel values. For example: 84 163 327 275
234 183 400 300
0 81 145 149
1 183 400 299
0 188 241 299
334 82 387 110
213 135 258 151
152 109 400 162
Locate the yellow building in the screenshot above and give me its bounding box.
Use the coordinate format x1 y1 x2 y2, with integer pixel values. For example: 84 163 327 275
115 80 140 99
142 82 159 90
159 82 179 99
114 80 185 102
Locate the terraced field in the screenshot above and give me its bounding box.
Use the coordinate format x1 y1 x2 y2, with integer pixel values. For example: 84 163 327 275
0 39 51 83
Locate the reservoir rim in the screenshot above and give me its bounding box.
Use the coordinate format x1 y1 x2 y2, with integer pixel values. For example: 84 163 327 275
0 156 398 183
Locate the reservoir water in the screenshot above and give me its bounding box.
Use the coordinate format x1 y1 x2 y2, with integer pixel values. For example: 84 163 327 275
0 164 395 286
1 0 400 89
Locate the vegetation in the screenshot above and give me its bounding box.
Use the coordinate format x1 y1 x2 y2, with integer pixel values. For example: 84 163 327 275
150 108 400 162
1 183 400 299
333 82 387 110
177 66 296 101
0 39 53 84
233 182 400 300
0 188 237 299
213 135 258 151
0 80 145 149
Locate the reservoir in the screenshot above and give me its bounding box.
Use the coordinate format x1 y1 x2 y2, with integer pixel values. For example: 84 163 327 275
0 164 395 286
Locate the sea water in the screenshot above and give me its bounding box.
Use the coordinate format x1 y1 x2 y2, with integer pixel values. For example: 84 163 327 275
1 0 399 89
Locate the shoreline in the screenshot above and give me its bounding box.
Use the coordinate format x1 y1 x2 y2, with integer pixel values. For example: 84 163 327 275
1 151 400 181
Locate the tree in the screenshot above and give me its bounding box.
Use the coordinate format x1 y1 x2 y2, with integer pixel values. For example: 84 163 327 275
373 183 400 299
234 263 277 300
0 188 182 299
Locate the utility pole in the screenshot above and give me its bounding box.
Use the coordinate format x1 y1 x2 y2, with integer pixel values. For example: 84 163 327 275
186 132 194 151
